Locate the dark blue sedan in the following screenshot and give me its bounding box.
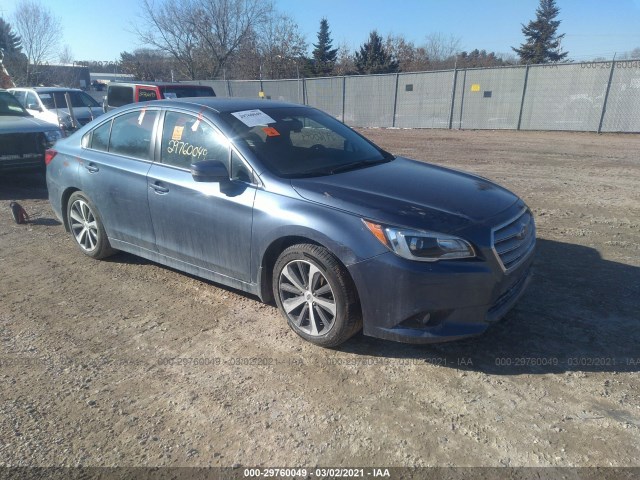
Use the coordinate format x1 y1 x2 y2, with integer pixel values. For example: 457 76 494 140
46 98 535 347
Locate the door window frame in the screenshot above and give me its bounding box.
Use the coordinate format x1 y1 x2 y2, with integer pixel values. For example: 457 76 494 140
82 107 161 163
154 108 261 187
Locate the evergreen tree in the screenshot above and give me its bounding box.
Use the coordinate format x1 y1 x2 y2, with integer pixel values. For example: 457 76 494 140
0 18 22 54
311 18 337 76
512 0 568 64
355 30 398 74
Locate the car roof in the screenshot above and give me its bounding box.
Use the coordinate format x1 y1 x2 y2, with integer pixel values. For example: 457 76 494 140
9 87 84 93
110 82 210 88
142 97 304 114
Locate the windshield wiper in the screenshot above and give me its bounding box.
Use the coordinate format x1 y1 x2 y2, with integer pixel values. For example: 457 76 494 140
328 157 391 174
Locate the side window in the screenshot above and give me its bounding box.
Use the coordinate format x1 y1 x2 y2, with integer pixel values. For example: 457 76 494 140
138 88 158 101
91 121 111 151
109 110 158 160
160 111 229 170
108 86 134 107
230 150 253 183
12 91 26 106
26 92 39 110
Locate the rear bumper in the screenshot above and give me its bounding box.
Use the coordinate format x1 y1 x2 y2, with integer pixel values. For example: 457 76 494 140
347 247 534 344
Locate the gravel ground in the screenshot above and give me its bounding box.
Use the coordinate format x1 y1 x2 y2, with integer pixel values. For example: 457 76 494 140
0 129 638 468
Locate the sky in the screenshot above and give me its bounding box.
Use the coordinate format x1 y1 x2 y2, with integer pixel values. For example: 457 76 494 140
1 0 640 62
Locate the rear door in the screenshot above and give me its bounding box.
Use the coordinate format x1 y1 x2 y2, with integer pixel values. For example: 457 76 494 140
147 109 256 281
79 108 159 250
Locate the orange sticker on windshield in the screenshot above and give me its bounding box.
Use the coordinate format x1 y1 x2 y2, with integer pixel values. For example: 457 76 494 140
262 127 280 137
172 125 184 140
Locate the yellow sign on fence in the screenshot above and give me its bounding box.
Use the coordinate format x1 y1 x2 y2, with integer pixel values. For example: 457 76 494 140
471 84 481 92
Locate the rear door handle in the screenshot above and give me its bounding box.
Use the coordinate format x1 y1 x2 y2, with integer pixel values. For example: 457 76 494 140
85 163 99 173
150 181 169 194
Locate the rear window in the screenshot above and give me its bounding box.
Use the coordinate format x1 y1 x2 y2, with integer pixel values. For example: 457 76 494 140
108 86 135 107
159 86 215 99
138 88 158 101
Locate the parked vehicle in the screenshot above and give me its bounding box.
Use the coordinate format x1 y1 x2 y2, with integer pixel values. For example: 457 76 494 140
0 89 63 172
9 87 103 133
46 98 535 347
103 82 215 112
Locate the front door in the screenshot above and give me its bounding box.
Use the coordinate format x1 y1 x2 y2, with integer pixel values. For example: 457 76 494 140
147 110 256 282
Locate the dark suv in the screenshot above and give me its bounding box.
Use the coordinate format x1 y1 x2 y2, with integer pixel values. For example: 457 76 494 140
0 89 63 172
103 82 215 112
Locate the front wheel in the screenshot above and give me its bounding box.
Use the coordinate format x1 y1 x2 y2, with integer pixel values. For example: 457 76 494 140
273 244 361 347
66 191 115 259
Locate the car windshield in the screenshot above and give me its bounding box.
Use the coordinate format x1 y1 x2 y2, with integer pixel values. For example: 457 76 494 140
0 91 30 117
220 107 393 178
39 91 101 110
160 86 214 98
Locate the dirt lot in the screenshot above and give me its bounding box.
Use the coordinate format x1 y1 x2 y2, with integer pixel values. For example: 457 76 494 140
0 129 639 468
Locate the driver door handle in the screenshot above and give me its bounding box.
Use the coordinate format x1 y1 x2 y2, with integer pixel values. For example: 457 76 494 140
150 181 169 194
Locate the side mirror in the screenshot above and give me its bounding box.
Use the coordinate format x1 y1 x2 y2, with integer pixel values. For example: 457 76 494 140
190 160 229 183
27 103 41 111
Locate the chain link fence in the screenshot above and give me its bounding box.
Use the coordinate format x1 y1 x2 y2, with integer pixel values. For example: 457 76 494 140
194 60 640 133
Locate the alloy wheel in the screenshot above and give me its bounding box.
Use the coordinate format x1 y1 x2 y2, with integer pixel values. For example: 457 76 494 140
69 199 99 252
278 260 337 336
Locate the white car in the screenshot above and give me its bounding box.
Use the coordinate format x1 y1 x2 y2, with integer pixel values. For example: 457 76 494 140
9 87 103 133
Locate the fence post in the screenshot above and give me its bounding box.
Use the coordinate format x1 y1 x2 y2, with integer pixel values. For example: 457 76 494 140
458 69 467 129
226 80 231 97
341 76 346 123
302 77 307 105
392 73 400 127
448 68 458 129
517 64 530 131
598 57 616 133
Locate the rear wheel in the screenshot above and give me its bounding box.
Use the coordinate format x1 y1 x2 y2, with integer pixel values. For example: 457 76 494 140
66 191 115 259
273 244 361 347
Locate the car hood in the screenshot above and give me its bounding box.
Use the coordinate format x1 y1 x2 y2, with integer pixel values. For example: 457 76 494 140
291 157 519 232
0 115 59 133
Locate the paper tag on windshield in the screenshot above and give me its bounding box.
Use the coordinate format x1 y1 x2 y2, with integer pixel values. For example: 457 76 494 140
231 109 275 127
164 92 177 99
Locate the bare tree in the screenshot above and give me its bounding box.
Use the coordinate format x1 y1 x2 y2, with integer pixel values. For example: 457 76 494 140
136 0 273 79
59 44 73 64
385 34 429 72
135 0 204 79
258 13 306 79
423 33 461 68
120 48 175 81
13 0 62 83
189 0 273 78
332 42 356 76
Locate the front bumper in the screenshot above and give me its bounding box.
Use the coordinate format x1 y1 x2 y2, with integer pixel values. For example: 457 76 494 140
347 244 534 344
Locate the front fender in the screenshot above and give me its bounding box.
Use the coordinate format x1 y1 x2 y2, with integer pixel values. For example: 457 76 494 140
251 189 388 297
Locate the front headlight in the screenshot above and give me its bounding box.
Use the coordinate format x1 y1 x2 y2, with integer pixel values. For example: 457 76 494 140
43 129 63 146
363 219 475 262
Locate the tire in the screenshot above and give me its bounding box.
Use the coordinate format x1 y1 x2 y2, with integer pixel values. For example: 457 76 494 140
273 244 361 347
66 191 115 259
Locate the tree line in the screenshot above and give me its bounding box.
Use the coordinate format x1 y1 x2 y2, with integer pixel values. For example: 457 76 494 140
118 0 571 81
0 0 637 86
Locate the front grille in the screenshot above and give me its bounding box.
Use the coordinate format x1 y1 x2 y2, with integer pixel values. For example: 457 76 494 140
492 209 536 272
1 132 44 156
488 268 530 316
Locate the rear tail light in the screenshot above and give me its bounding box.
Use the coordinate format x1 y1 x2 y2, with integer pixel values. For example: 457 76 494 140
44 149 57 166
